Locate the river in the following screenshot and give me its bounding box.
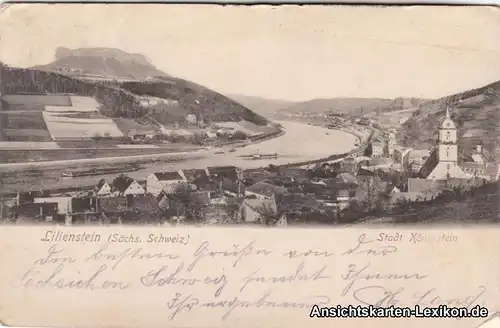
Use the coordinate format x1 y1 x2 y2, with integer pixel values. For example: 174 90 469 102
0 121 359 193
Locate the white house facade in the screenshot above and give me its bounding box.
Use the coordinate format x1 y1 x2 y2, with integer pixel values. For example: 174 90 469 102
147 171 186 196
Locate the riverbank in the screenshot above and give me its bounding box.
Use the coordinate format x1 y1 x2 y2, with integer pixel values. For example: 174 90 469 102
0 121 358 193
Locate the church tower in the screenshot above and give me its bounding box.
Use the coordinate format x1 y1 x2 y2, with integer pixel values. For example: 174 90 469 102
425 106 467 180
437 107 458 164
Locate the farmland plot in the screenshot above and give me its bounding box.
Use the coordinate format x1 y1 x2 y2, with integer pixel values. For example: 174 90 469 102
2 94 72 107
43 112 124 139
0 112 53 141
70 96 101 111
45 96 101 113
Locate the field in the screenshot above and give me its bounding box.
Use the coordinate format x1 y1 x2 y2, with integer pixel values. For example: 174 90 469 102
41 95 124 140
0 94 126 141
0 112 53 141
1 94 72 107
43 111 124 139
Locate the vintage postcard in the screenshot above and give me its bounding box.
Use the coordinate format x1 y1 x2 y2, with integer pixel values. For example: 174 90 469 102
0 3 499 328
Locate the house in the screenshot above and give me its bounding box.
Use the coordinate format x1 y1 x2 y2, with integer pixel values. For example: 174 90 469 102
33 196 72 216
147 171 185 196
207 166 240 181
245 181 287 200
71 196 98 214
221 178 245 197
216 127 235 137
192 174 216 192
128 129 156 140
237 198 277 224
408 149 431 173
111 176 145 197
371 141 385 158
277 193 319 213
470 145 487 165
393 146 413 166
386 132 396 156
338 172 358 185
277 194 334 225
181 168 210 183
95 179 111 196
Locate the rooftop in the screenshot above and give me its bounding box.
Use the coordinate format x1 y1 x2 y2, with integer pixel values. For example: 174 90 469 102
153 171 183 181
246 181 287 198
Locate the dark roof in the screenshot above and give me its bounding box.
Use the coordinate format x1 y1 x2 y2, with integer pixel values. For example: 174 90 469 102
300 182 327 195
222 179 245 194
207 166 239 180
277 168 308 177
338 173 358 184
278 193 319 212
357 168 376 176
154 171 183 181
156 191 167 202
182 169 208 182
96 178 107 190
418 149 439 178
112 175 135 193
207 166 238 172
192 175 215 191
246 181 287 198
71 197 97 213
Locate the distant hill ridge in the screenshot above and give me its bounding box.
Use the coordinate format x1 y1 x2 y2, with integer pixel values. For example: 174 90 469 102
55 47 153 66
399 79 500 158
33 47 169 80
277 97 426 116
0 47 269 127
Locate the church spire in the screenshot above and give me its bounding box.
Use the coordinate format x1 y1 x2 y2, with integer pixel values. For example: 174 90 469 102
439 106 455 130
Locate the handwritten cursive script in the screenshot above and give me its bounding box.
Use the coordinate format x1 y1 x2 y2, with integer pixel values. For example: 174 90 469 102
7 231 492 323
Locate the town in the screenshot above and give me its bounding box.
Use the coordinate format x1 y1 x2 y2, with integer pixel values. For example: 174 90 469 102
1 105 497 226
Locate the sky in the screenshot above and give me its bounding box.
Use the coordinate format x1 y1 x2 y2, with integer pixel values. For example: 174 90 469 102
1 5 500 101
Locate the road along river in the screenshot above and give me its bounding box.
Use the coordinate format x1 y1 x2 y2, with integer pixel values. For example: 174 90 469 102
0 121 359 193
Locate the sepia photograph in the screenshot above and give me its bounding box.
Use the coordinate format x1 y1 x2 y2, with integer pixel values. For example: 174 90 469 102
0 4 500 328
1 4 500 226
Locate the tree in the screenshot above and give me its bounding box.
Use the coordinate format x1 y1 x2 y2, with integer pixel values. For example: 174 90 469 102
356 175 389 213
232 131 247 141
254 202 281 226
193 131 206 145
170 184 208 223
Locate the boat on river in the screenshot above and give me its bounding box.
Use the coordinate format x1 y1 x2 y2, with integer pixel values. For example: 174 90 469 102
62 165 141 178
